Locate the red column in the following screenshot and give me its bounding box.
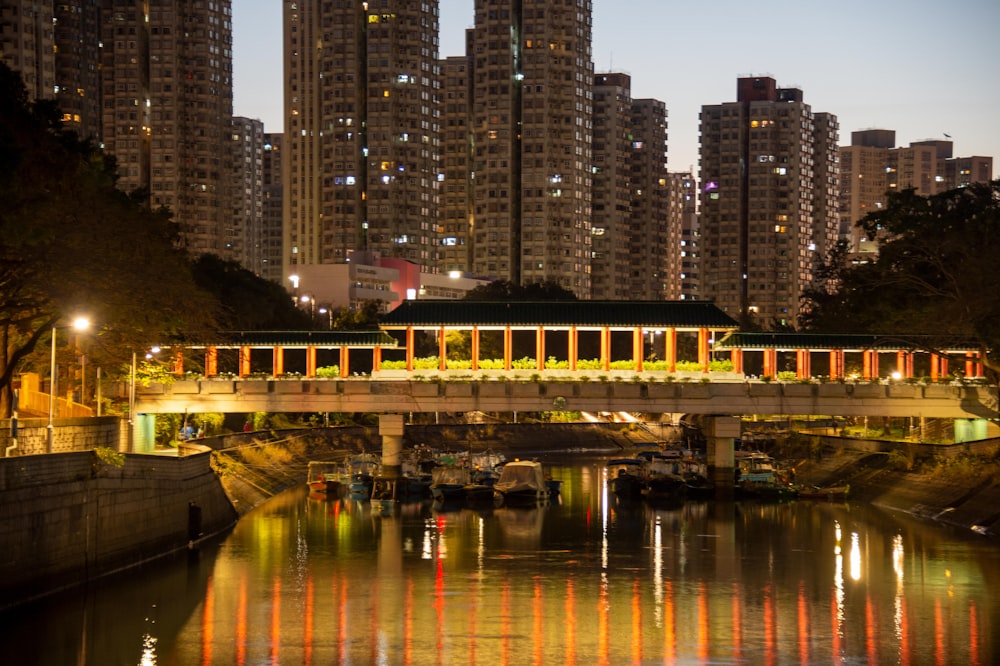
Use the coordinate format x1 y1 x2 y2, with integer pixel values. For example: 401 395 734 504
172 350 184 375
306 346 317 378
205 346 218 377
536 326 545 371
272 347 284 376
896 351 911 379
340 347 350 378
634 328 644 373
930 353 940 381
405 327 415 372
763 349 777 379
966 352 981 378
796 349 811 380
239 346 251 377
471 327 480 372
438 326 447 372
372 345 382 372
600 327 611 371
504 327 513 371
665 328 677 373
731 348 744 374
697 328 709 372
568 327 578 371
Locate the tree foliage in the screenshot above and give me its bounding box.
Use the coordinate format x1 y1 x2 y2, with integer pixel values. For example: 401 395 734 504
800 181 1000 378
462 279 578 301
0 64 216 415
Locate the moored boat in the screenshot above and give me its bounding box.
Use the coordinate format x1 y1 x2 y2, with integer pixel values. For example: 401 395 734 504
607 458 645 500
797 484 850 501
347 453 381 500
493 460 550 507
306 461 348 497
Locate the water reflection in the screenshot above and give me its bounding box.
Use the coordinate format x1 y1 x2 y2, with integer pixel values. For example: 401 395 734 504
2 459 997 664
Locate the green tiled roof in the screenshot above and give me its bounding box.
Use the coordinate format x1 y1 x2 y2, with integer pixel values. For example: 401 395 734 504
378 300 740 329
714 332 980 352
164 330 398 349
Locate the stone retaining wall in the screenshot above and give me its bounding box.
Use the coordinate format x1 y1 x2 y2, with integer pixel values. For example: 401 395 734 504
0 446 238 609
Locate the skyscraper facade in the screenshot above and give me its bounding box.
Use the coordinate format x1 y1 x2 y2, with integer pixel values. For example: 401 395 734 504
232 116 265 273
590 73 633 300
261 133 285 283
467 0 593 297
628 97 676 301
101 1 234 256
699 76 838 328
439 53 474 275
282 0 441 287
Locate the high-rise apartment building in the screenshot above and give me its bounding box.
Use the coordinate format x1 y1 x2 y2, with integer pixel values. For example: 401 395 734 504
232 117 265 272
2 1 236 259
629 97 676 301
467 0 593 297
261 133 284 283
675 173 700 300
840 130 994 254
439 53 474 275
699 76 838 328
1 1 55 102
282 1 441 289
590 73 633 300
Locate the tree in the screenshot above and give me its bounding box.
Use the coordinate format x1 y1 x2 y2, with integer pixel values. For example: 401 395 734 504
190 255 313 330
0 64 216 416
800 181 1000 379
462 279 578 301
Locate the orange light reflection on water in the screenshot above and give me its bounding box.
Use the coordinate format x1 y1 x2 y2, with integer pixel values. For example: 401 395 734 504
564 579 576 666
698 582 709 661
303 577 314 666
200 577 214 666
270 577 280 664
662 581 675 662
236 574 247 666
533 576 544 666
631 578 642 663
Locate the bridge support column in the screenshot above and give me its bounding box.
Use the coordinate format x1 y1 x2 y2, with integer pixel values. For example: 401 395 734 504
379 414 404 479
705 416 740 500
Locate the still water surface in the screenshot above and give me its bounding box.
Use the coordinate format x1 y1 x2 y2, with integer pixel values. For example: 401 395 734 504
4 458 998 665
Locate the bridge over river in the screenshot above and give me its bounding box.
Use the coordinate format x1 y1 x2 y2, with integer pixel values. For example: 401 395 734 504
134 375 998 420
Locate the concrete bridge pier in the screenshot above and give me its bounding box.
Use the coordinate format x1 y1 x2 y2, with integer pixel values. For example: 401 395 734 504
705 416 740 500
379 414 404 479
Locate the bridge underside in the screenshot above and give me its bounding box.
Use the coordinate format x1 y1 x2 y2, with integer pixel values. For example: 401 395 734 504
135 378 998 420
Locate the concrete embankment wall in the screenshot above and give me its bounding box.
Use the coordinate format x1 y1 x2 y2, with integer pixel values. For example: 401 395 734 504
0 446 238 609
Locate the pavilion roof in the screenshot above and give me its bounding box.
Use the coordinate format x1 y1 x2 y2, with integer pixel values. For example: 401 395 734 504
378 300 739 330
714 332 980 352
163 330 398 349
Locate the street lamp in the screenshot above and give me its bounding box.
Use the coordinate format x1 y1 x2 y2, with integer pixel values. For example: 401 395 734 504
48 316 90 453
318 307 333 329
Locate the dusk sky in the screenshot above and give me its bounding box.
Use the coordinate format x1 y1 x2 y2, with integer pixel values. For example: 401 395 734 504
234 0 1000 179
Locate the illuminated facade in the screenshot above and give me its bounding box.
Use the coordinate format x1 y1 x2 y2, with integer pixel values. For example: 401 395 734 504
231 117 265 273
282 0 441 286
439 54 474 275
261 133 284 283
467 0 594 297
699 76 839 328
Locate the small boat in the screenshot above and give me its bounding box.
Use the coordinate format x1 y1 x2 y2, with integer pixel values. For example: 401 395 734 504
430 464 473 502
347 453 381 500
306 461 348 497
639 453 686 505
493 460 550 507
797 484 850 501
608 458 644 500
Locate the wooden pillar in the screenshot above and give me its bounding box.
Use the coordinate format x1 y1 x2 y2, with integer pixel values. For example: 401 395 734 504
731 348 744 374
863 350 878 380
966 352 981 378
340 346 350 378
600 327 611 372
372 345 382 372
305 346 317 378
438 326 447 372
172 349 184 375
762 349 777 379
697 327 709 372
665 328 677 373
568 327 578 371
535 326 545 372
796 349 811 380
272 347 284 376
405 327 415 372
896 351 911 379
930 353 940 381
829 350 844 380
205 346 218 377
504 327 513 372
940 355 949 378
633 327 644 373
471 327 480 372
239 346 251 377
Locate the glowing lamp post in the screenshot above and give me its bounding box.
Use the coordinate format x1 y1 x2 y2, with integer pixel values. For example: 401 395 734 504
48 316 90 453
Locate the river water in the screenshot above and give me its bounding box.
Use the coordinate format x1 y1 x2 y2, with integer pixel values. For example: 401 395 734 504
4 458 998 665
